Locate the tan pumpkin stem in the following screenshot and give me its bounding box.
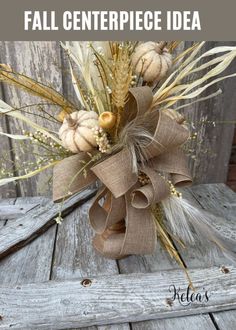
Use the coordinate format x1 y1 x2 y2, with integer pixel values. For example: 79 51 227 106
156 41 168 54
66 115 77 128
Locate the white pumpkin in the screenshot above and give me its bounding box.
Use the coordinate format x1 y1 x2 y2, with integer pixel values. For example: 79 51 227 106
131 41 172 83
59 110 99 153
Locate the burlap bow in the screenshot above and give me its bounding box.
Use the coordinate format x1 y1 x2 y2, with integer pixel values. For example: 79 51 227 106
53 87 192 259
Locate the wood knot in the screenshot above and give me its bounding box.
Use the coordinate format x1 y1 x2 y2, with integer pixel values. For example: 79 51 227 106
81 278 92 287
165 298 173 307
220 266 230 274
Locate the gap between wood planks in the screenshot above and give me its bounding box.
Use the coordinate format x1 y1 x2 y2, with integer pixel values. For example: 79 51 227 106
0 188 97 260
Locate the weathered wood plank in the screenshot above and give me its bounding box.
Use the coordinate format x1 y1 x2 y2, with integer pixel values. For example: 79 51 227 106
0 188 96 260
118 245 216 330
51 200 119 280
0 203 40 220
0 197 57 286
117 191 216 329
0 41 62 197
185 184 236 330
211 310 236 330
51 198 130 330
0 266 235 329
182 41 236 184
132 314 216 330
0 198 16 230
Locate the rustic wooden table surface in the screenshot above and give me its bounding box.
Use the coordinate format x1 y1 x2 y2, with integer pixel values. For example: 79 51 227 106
0 183 236 329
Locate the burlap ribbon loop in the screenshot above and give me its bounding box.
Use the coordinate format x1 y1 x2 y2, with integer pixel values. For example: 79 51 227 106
123 86 153 124
131 169 170 209
91 148 137 198
89 187 126 234
151 148 192 187
143 111 190 159
53 87 192 259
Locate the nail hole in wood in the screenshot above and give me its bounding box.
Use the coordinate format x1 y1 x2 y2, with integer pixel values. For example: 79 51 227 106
223 205 227 208
18 224 23 227
81 279 92 287
20 208 24 211
0 315 3 321
220 266 230 274
165 298 173 307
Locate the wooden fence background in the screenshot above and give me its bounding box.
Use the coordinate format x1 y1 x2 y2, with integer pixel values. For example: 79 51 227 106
0 41 236 198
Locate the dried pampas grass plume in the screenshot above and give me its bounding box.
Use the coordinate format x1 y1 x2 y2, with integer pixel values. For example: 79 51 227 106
162 195 236 263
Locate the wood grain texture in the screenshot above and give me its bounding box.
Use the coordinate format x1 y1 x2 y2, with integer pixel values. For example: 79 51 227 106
0 184 235 329
131 314 216 330
118 242 216 330
51 200 119 280
185 184 236 329
0 188 97 260
117 188 218 329
182 41 236 184
0 41 63 197
0 197 57 286
0 203 39 221
0 266 236 329
211 311 236 330
51 198 130 330
0 77 17 199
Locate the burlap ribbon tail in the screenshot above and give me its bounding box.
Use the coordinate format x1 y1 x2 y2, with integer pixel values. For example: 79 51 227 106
53 87 192 259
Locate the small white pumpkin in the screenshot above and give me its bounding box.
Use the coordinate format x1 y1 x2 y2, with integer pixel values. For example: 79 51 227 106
131 41 172 83
59 110 99 153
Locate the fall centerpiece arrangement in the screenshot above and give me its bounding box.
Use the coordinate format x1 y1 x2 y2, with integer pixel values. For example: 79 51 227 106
1 41 236 279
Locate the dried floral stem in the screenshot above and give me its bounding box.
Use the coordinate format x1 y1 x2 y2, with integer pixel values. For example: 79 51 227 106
0 66 76 112
152 205 194 290
4 102 62 124
93 55 113 113
114 106 123 140
167 41 182 53
66 53 91 112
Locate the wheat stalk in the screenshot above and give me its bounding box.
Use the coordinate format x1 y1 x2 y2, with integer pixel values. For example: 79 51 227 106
112 46 132 138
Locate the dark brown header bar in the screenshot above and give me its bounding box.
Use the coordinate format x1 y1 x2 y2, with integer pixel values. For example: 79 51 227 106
0 0 235 40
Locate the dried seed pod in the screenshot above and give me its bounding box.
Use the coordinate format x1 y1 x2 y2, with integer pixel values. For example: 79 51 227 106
131 41 172 83
99 112 117 130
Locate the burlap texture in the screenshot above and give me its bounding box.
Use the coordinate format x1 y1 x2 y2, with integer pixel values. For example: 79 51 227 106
53 153 96 202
